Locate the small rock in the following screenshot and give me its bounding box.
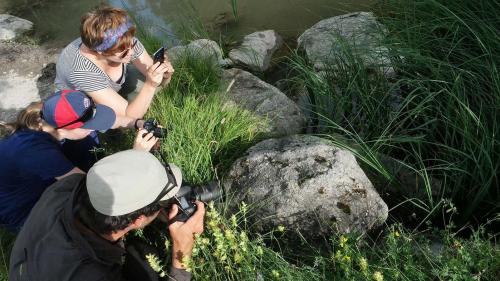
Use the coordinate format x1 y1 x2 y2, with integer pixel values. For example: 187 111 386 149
0 41 60 122
298 12 394 77
229 30 283 72
0 73 41 122
167 39 232 67
0 14 33 41
222 68 306 137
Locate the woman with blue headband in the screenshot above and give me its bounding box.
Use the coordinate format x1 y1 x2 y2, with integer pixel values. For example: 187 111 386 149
55 6 173 124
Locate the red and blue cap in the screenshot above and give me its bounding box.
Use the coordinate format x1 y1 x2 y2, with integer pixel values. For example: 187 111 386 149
42 90 116 131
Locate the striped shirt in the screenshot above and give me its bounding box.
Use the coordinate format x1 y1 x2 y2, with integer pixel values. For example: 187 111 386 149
54 38 145 93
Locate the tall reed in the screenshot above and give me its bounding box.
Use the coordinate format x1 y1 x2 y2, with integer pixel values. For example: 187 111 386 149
289 0 500 223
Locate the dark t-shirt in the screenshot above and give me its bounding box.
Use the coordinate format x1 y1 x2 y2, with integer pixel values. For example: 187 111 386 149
0 129 74 232
61 130 100 172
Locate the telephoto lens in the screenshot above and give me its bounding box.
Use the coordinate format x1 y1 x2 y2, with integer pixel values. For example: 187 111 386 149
176 181 222 202
171 181 222 222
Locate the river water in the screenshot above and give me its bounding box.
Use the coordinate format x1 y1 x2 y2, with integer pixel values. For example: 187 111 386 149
1 0 374 47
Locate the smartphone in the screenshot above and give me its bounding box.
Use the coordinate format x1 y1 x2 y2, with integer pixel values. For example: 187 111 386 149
153 46 165 64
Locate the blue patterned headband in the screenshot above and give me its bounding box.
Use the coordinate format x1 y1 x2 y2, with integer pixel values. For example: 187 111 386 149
93 20 133 52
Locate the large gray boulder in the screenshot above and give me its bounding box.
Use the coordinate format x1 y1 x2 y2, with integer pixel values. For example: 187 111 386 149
229 30 283 72
298 12 394 76
225 135 388 235
222 68 306 137
167 39 232 67
0 14 33 41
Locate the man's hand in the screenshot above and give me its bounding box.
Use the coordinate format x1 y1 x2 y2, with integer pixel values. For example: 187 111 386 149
132 129 158 152
167 201 205 269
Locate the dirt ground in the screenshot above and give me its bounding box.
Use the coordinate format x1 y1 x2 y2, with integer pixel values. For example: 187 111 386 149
0 41 60 122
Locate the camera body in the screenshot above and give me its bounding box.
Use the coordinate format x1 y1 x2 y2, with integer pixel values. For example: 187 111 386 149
143 119 166 138
169 182 221 222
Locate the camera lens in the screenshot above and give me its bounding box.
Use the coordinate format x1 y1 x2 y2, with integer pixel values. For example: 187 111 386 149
191 181 221 202
154 127 166 138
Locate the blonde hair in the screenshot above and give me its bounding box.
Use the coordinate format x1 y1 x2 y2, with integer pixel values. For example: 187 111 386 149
0 102 43 136
80 6 136 55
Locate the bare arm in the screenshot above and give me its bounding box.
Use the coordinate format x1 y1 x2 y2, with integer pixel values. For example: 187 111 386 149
87 61 168 119
132 49 154 77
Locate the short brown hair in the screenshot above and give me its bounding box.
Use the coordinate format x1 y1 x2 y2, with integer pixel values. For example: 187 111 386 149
80 6 136 55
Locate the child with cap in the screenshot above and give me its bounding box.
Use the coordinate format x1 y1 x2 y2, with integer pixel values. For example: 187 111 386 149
9 150 205 281
55 5 174 125
0 90 158 232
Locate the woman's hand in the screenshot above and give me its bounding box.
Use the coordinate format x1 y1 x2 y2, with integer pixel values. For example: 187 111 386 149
145 61 170 87
161 53 175 86
167 201 205 269
132 129 158 152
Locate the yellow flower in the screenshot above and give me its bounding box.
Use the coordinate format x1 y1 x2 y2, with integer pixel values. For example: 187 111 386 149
234 252 243 263
277 225 286 232
373 271 384 281
271 270 280 279
335 250 342 260
225 229 236 240
256 246 264 256
231 214 238 228
359 257 368 273
164 239 170 251
240 202 248 214
342 255 351 263
339 235 348 248
146 253 166 277
394 231 400 238
453 240 463 249
181 255 193 272
208 219 218 229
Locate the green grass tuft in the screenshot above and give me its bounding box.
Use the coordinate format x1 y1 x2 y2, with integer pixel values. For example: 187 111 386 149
143 51 263 184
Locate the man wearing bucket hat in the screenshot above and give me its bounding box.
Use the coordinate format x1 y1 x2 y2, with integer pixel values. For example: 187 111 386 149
0 90 158 233
9 150 204 281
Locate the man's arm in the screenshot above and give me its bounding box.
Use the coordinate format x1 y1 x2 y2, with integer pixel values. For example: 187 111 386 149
166 201 205 280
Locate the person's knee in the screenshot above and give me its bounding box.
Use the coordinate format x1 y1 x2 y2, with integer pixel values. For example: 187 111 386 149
119 64 145 101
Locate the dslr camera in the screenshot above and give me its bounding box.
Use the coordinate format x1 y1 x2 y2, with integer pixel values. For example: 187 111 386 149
143 119 166 138
163 181 221 222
